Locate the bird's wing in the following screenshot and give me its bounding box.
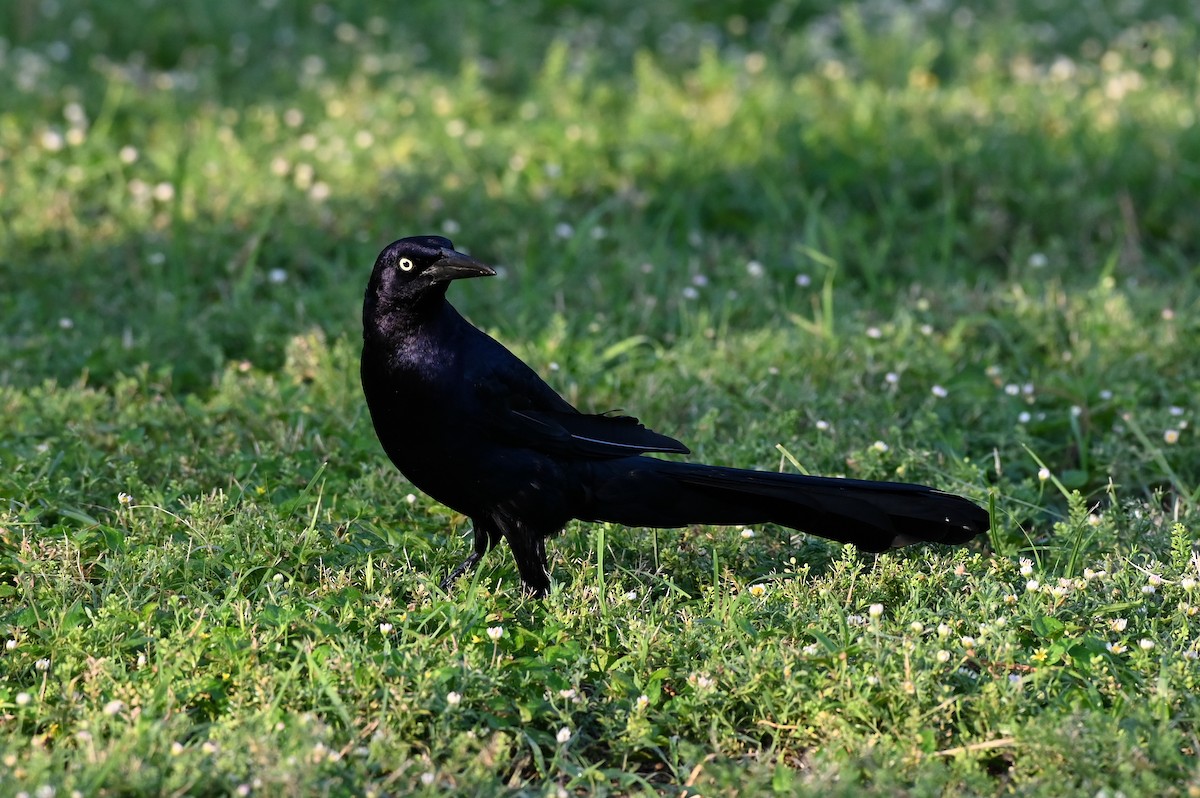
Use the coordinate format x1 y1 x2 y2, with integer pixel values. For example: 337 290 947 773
467 348 690 458
506 407 691 458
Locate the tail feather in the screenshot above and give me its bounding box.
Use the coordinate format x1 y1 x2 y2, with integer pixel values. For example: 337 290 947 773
585 459 988 552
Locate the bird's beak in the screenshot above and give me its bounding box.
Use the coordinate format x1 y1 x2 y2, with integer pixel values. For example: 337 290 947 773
427 248 497 282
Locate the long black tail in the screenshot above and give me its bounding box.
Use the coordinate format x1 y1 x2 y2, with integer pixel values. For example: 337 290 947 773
584 459 989 552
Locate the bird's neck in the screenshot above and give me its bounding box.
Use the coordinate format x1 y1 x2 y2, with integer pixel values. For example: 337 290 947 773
363 288 452 344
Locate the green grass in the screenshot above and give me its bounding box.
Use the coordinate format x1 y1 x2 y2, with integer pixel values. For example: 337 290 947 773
2 0 1199 794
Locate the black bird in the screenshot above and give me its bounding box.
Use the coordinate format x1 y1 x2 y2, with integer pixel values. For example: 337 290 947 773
361 236 989 595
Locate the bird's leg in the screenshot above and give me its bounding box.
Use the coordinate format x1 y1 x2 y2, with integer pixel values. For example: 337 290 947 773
439 520 496 592
503 528 551 597
439 551 482 591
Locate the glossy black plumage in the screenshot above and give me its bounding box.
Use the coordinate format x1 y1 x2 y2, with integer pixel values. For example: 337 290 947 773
361 236 989 595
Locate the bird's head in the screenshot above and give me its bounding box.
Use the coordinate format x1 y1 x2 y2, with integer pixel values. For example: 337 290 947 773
366 235 496 311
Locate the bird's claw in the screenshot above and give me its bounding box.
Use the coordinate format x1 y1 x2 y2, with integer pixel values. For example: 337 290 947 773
440 551 482 592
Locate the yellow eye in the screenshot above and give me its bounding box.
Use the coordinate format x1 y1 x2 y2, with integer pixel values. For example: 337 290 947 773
399 257 415 271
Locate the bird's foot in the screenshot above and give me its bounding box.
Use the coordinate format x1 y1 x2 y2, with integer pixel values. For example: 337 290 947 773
440 551 483 592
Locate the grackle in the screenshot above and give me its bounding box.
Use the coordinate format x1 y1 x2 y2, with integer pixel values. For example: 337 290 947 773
361 236 989 595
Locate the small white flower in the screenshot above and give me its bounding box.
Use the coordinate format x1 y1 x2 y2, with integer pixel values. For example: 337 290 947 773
931 384 948 398
41 129 65 151
692 674 715 690
420 772 435 786
445 691 461 707
6 638 18 651
379 622 393 634
1028 252 1048 268
556 727 572 744
795 273 811 287
871 440 889 453
1164 429 1180 445
802 643 820 656
35 658 50 672
171 741 185 755
152 182 175 202
1139 638 1155 651
486 626 504 641
748 584 766 597
118 145 139 164
937 623 953 638
681 286 700 300
1141 585 1157 595
309 182 331 202
59 317 75 330
405 493 417 504
1037 467 1050 482
625 590 637 601
635 694 650 711
1025 580 1040 592
935 649 951 663
268 268 288 284
16 692 32 706
960 636 976 649
868 603 884 619
1106 642 1127 654
1019 558 1033 576
1110 618 1128 632
554 222 574 239
1181 578 1196 591
739 528 755 539
103 699 125 716
909 621 925 634
236 785 251 797
1018 411 1032 424
815 419 830 431
36 785 55 798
